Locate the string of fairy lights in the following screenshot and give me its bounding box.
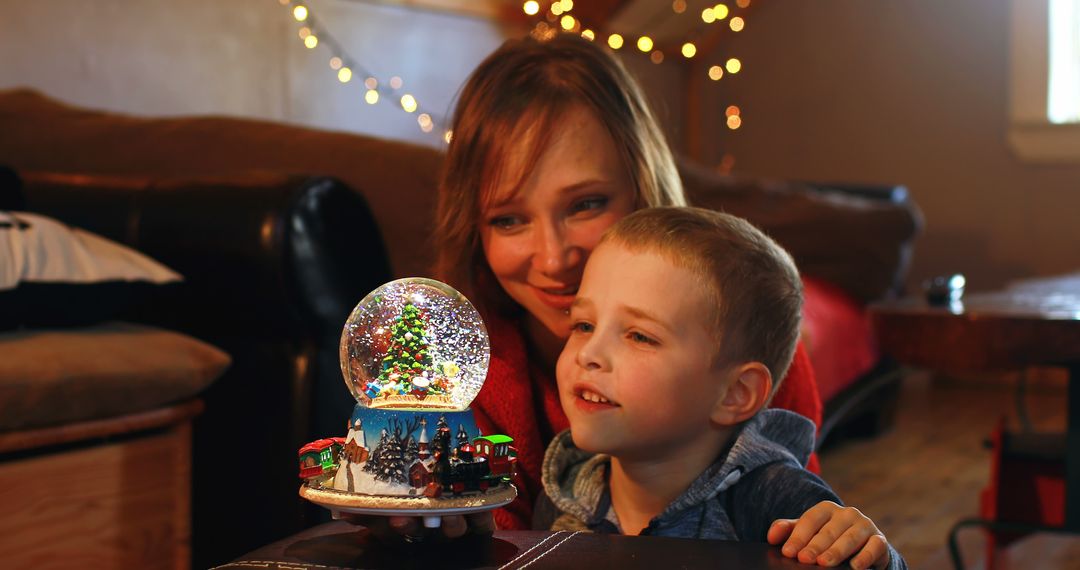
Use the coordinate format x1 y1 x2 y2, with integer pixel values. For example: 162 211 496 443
280 0 750 142
278 0 449 142
525 0 751 131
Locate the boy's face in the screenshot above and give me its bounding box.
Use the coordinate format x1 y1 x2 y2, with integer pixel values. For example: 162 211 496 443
556 242 736 460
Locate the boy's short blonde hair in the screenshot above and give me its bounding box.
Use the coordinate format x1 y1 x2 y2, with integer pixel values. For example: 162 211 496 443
602 207 803 395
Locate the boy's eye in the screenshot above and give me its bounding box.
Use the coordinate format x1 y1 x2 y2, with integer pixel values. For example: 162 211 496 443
569 196 608 215
571 321 594 334
629 331 659 345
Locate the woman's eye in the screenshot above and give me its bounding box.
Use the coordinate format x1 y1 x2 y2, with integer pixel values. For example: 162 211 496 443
570 196 608 215
488 215 523 230
629 331 659 345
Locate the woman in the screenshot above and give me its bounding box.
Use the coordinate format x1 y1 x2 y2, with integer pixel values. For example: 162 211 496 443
433 33 822 532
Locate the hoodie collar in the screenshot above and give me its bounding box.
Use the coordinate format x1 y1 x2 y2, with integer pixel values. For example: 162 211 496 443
542 409 816 527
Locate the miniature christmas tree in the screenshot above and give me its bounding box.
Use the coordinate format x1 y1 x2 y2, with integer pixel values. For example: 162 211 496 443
363 302 458 408
364 429 395 481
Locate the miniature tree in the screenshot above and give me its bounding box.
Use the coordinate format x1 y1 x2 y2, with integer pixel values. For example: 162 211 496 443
364 429 390 478
375 303 441 396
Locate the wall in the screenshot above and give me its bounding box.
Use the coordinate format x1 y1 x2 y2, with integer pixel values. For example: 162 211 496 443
695 0 1080 290
0 0 508 148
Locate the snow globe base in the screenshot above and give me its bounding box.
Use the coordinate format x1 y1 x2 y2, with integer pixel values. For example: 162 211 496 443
298 482 516 520
298 404 518 518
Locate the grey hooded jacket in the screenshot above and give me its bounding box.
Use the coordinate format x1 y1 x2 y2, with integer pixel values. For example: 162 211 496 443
538 409 906 569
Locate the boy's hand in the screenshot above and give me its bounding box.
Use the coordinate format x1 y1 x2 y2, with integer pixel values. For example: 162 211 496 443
767 501 891 569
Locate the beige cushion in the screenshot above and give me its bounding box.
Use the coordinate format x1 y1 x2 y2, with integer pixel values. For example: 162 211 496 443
0 322 230 432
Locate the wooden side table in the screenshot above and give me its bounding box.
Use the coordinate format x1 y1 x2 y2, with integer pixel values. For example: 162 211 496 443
0 400 203 570
869 272 1080 567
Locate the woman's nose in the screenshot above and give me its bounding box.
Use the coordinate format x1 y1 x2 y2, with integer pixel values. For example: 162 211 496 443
534 222 579 276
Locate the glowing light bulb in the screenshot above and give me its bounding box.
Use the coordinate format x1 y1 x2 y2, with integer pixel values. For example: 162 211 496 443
708 65 724 80
714 4 729 19
682 42 697 58
637 36 653 52
444 130 453 144
725 105 740 117
608 33 624 50
401 94 418 113
581 29 595 41
551 3 563 16
418 113 434 132
726 58 742 73
338 67 352 83
304 35 318 49
560 0 574 11
523 1 540 16
727 115 742 129
702 7 716 23
730 16 745 32
365 90 379 105
293 5 309 22
561 15 575 30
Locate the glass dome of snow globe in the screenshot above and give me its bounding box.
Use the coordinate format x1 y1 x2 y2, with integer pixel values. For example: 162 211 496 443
340 277 490 412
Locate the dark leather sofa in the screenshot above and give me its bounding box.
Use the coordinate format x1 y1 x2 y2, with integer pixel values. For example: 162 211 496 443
4 170 389 567
0 89 922 566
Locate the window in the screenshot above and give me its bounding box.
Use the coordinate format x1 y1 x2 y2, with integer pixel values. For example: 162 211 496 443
1009 0 1080 161
1048 0 1080 123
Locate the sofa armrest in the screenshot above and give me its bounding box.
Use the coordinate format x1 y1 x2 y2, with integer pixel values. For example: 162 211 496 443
679 160 924 303
17 171 390 338
802 181 910 204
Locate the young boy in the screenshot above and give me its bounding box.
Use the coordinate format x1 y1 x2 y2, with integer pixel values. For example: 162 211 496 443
539 208 905 570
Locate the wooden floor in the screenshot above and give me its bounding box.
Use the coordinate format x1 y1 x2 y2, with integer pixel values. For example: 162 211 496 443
819 370 1078 569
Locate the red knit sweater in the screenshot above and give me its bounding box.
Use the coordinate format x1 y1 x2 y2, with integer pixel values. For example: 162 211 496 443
471 313 823 531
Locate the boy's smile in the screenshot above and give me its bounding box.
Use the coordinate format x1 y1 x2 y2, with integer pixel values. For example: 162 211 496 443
556 242 736 461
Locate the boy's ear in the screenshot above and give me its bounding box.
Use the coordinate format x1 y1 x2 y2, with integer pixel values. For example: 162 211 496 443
711 362 772 426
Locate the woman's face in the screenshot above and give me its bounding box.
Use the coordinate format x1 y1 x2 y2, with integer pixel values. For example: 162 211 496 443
479 105 637 341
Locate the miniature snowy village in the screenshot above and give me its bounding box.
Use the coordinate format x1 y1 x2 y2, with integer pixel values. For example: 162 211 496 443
297 278 517 516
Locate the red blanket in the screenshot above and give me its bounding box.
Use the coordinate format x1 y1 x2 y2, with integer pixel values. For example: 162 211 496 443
472 313 822 531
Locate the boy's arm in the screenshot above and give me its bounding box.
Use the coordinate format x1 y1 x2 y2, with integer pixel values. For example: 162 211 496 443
730 461 907 569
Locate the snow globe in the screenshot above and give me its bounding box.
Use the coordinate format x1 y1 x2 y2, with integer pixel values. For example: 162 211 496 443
298 278 517 526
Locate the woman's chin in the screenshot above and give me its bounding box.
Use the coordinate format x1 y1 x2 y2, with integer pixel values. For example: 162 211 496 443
523 310 572 341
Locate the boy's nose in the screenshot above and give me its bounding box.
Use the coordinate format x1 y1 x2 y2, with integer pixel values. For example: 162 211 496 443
575 331 610 371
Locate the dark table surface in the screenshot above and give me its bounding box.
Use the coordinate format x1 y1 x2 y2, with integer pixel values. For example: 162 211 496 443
213 521 807 570
869 271 1080 530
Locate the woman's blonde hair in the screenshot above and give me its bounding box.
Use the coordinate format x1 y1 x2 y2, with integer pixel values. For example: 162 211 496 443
433 34 686 313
